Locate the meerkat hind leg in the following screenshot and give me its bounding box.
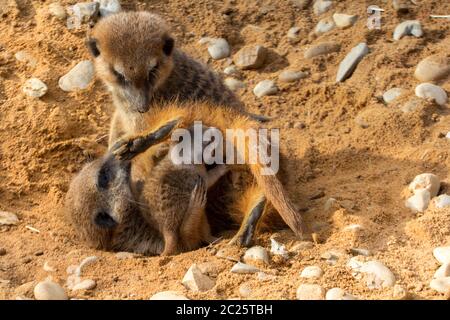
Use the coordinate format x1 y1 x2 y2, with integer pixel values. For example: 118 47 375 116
228 196 267 247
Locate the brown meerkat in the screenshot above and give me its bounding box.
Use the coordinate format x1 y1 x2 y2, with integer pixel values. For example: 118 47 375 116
86 11 269 146
65 119 222 255
65 102 305 255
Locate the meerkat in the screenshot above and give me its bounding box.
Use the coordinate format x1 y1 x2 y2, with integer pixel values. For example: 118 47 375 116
65 119 224 255
86 11 269 146
66 102 305 252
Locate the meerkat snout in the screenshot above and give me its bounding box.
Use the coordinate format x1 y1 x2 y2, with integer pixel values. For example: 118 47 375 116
87 12 175 113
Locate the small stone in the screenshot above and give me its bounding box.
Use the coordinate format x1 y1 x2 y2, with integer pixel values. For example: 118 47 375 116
287 27 301 43
433 247 450 265
150 291 189 300
333 13 358 28
14 51 37 67
94 0 121 17
243 246 270 265
326 288 357 300
0 211 19 225
290 0 311 9
59 60 94 91
430 277 450 294
253 80 278 98
233 45 267 70
115 252 135 259
279 70 308 83
304 41 340 59
414 55 450 82
433 195 450 209
48 2 67 20
383 88 404 104
182 264 215 292
350 248 371 256
336 43 369 82
408 173 440 198
314 17 335 35
393 20 423 41
238 284 252 298
223 65 238 76
405 189 431 212
72 279 96 291
66 275 81 290
224 77 246 91
415 83 447 106
230 262 260 274
34 281 68 300
392 284 409 300
343 224 364 232
300 266 324 279
313 0 332 15
446 132 450 140
393 0 410 13
270 238 289 258
76 256 99 276
207 38 230 60
23 78 48 98
43 261 56 272
67 2 99 29
434 264 450 279
296 284 325 300
360 261 396 289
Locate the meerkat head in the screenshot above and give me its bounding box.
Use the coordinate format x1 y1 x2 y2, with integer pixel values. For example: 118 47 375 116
87 11 175 113
65 154 135 250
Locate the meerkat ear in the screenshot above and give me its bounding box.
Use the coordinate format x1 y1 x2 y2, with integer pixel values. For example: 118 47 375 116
162 36 174 56
86 38 100 57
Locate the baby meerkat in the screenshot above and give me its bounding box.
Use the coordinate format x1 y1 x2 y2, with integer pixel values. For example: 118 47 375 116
87 11 268 145
65 119 224 255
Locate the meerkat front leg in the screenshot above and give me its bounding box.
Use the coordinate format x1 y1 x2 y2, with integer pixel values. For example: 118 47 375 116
108 111 127 147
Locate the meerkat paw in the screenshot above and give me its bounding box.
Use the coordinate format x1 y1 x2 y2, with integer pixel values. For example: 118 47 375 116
189 177 207 210
111 118 180 160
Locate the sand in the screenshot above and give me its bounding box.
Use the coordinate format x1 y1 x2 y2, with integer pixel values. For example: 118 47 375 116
0 0 449 300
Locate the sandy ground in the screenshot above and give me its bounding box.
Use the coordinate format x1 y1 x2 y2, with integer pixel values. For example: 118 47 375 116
0 0 449 300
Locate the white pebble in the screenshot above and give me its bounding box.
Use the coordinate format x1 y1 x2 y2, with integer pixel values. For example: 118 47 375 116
224 77 245 91
433 195 450 209
58 60 94 92
67 2 99 29
304 42 340 59
72 279 96 291
23 78 48 98
279 70 308 83
34 281 68 300
230 262 260 274
182 264 215 292
300 266 324 279
253 80 278 98
270 238 289 258
333 13 358 28
434 263 450 279
336 43 369 82
446 132 450 140
408 173 440 198
233 45 267 70
296 284 325 300
0 211 19 225
433 247 450 265
350 248 371 257
313 0 332 15
415 83 447 106
76 256 98 276
223 65 238 76
405 189 431 212
150 291 189 300
48 2 67 20
207 38 230 60
414 55 450 82
15 50 37 67
383 88 404 104
393 20 423 41
243 246 270 265
94 0 121 17
360 261 396 289
314 17 335 35
287 26 301 42
430 277 450 294
392 284 409 299
326 288 357 300
43 261 56 272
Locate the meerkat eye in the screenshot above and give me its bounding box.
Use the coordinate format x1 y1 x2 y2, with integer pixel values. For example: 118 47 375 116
94 211 117 229
148 63 159 83
162 36 174 56
112 68 127 85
